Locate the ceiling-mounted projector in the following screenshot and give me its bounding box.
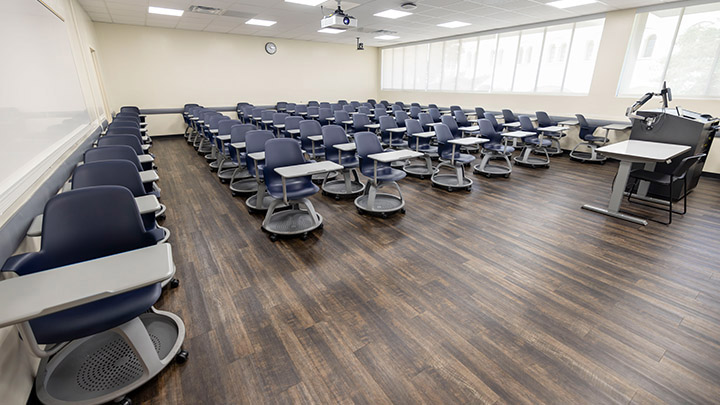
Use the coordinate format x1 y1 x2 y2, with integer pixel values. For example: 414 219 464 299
321 1 357 30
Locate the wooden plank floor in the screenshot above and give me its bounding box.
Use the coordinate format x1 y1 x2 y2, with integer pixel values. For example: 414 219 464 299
134 136 720 404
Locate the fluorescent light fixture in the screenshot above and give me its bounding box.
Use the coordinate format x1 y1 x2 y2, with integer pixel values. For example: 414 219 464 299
547 0 597 9
246 18 277 26
318 28 344 34
437 21 470 28
285 0 326 5
374 35 399 40
374 9 412 19
148 6 183 16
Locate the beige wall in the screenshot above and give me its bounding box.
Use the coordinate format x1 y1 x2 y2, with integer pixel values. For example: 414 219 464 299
94 23 379 136
378 9 720 173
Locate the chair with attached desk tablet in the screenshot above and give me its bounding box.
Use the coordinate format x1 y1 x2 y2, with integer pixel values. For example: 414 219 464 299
320 102 331 110
299 119 326 159
450 105 462 115
391 104 403 116
286 102 296 114
250 107 264 128
429 107 442 123
260 110 275 131
626 153 705 224
474 118 517 178
354 132 421 217
183 103 200 139
394 110 409 128
502 109 519 125
294 104 308 117
374 104 388 122
535 111 565 155
235 102 250 121
276 101 288 112
199 113 224 157
475 107 486 119
318 107 333 126
262 139 340 241
272 113 289 137
350 101 361 110
84 145 161 197
483 112 505 132
98 135 153 167
418 112 434 132
72 160 171 246
343 104 355 114
244 130 277 212
357 106 371 116
239 105 253 124
334 110 353 133
441 115 462 138
431 124 479 191
513 115 551 168
228 123 257 196
214 119 242 180
569 113 607 163
379 115 409 149
320 125 365 199
352 112 372 133
403 119 437 179
283 115 303 139
1 186 187 405
331 103 343 112
409 106 421 119
308 100 320 107
454 110 473 128
207 115 231 164
307 106 320 120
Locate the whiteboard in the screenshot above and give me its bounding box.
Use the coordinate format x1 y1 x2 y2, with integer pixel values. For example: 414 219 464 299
0 0 91 216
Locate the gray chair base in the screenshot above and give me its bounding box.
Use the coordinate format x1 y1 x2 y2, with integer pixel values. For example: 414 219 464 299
514 145 550 168
403 155 435 179
569 143 607 163
321 169 365 199
431 161 473 191
35 308 186 405
473 153 512 178
355 180 406 218
262 198 323 241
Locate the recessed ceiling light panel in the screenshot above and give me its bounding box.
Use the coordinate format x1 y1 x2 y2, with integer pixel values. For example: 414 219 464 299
547 0 597 9
318 28 344 34
285 0 326 6
375 35 399 40
374 9 412 19
148 6 184 16
437 21 470 28
246 18 277 26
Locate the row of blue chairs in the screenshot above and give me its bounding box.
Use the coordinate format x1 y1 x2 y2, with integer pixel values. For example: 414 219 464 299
1 108 188 405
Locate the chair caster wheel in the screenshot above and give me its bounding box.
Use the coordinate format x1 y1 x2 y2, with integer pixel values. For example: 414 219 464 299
318 223 324 229
448 187 455 192
600 161 606 165
221 179 229 184
485 174 491 178
176 349 189 364
231 192 238 196
465 187 472 191
400 208 406 214
115 397 132 405
419 176 425 180
169 278 180 289
269 234 278 242
157 214 166 221
381 213 388 219
504 174 510 178
357 209 364 215
322 191 327 196
301 232 309 241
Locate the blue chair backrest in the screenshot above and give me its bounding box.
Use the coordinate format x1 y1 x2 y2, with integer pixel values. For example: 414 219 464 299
343 105 354 113
411 103 420 107
245 130 274 177
295 104 307 114
299 119 322 150
185 103 200 112
263 138 309 191
318 108 333 120
107 126 141 140
418 113 433 128
576 114 598 140
429 108 441 122
111 118 139 127
322 125 348 148
484 112 503 132
276 101 287 110
230 123 255 143
307 106 319 116
367 99 377 105
338 100 348 105
285 116 303 131
357 106 371 115
261 110 274 122
536 111 556 127
320 102 331 109
350 101 360 109
98 135 143 155
475 107 486 118
428 103 438 109
84 145 142 171
121 106 140 114
395 111 409 127
273 113 289 126
409 106 421 119
502 109 517 123
10 186 156 276
334 110 350 122
252 108 264 119
454 110 470 126
72 160 146 197
331 103 342 111
241 106 254 122
392 105 403 113
287 103 296 111
450 105 462 113
441 114 460 138
434 124 457 160
353 113 371 131
405 119 430 150
479 119 503 144
219 119 242 136
354 131 385 176
379 115 398 143
519 115 536 132
308 101 319 107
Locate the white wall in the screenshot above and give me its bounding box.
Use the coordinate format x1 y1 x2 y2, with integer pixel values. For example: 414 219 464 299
0 0 107 403
94 23 379 136
378 9 720 173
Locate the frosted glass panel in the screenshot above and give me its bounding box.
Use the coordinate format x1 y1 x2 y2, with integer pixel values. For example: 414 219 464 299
513 28 544 92
441 40 460 91
427 42 444 91
536 24 573 93
492 33 520 92
564 19 604 94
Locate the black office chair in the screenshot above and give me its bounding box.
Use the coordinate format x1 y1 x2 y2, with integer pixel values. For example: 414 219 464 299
627 154 706 224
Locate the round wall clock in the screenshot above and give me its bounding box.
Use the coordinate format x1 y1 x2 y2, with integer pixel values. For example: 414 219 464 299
265 42 277 55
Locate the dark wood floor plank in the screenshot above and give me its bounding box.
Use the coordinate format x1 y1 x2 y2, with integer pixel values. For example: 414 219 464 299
129 136 720 404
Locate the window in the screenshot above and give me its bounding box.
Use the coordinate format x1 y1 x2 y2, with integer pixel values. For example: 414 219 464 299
380 17 605 95
619 3 720 98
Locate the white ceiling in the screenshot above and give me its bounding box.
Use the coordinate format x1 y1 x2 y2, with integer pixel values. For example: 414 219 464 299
77 0 674 47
